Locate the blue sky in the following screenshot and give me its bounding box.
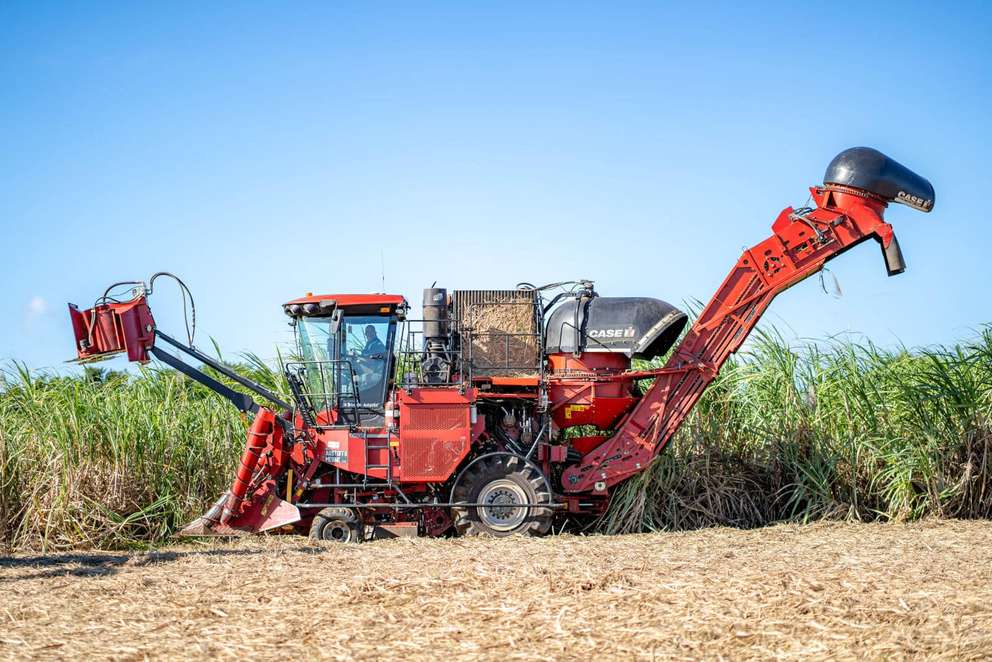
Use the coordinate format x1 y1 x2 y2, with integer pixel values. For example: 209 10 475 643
2 2 990 370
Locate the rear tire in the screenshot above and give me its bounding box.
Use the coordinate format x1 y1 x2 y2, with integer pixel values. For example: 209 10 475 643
451 454 553 537
309 507 364 543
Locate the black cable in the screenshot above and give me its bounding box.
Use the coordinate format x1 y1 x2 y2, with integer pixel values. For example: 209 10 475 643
148 272 196 346
100 280 144 302
95 281 144 308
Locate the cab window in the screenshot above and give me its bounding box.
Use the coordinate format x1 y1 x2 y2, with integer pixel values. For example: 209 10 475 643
341 315 392 407
295 313 394 414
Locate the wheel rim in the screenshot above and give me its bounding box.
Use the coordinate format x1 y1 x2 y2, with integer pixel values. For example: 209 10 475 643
477 478 529 531
324 521 351 541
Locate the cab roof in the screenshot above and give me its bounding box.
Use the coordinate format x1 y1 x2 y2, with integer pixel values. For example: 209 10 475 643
282 293 407 318
283 293 406 308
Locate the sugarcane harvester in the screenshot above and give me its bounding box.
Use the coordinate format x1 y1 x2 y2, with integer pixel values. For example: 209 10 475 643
68 147 935 541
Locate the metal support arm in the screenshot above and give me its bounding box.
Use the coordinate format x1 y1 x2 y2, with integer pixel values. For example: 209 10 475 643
152 330 291 414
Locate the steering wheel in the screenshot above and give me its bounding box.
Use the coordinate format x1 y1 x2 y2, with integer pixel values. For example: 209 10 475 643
348 353 383 392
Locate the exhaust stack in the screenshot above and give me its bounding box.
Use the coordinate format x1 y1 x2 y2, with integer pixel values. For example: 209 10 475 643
422 287 450 384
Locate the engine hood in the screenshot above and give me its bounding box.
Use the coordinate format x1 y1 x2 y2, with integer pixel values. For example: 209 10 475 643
545 296 688 360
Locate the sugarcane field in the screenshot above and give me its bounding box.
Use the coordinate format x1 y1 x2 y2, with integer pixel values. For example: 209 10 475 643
3 4 990 661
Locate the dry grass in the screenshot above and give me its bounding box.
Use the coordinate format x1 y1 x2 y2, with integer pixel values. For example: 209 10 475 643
2 521 991 660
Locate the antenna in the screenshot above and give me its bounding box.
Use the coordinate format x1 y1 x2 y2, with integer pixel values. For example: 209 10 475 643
380 249 385 293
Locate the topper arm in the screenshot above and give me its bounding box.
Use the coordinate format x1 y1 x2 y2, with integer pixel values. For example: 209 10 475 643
149 330 291 415
562 186 906 493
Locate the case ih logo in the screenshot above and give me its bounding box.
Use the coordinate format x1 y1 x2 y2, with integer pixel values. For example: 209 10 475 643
897 190 933 211
588 327 636 339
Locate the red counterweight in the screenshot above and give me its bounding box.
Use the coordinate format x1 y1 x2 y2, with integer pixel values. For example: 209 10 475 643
68 296 156 363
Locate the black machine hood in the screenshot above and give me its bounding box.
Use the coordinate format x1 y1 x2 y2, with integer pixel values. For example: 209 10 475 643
545 296 688 360
823 147 935 212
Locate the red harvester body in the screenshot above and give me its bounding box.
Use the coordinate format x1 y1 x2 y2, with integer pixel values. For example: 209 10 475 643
68 147 934 541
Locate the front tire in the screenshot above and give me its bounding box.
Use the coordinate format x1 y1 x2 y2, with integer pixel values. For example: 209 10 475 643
309 507 364 543
451 454 553 537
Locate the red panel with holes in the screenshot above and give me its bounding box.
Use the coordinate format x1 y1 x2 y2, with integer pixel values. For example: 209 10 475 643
68 296 156 364
396 388 474 482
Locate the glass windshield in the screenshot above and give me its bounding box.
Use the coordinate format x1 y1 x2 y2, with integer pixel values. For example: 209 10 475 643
297 317 335 363
341 315 391 406
296 313 394 412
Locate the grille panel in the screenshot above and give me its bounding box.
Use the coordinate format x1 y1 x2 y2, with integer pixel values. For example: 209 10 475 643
452 289 540 376
400 435 469 481
406 405 466 431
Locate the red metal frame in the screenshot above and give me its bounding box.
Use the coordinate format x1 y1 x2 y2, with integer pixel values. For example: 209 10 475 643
68 296 156 363
561 187 899 493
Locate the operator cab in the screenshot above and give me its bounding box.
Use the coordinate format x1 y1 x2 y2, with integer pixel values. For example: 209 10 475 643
283 294 405 426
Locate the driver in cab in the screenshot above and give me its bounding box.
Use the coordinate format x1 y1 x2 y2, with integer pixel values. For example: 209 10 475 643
361 324 386 358
352 324 387 406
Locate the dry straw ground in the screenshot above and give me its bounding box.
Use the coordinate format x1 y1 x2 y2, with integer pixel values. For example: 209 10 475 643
2 520 991 660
